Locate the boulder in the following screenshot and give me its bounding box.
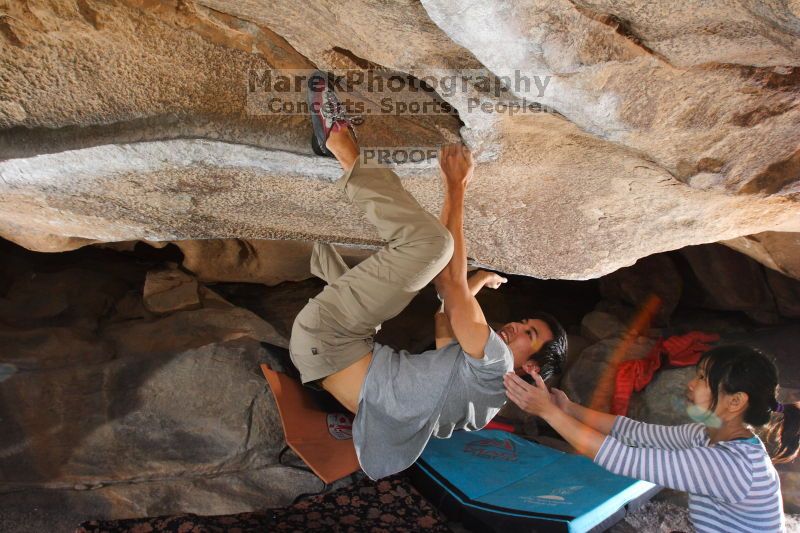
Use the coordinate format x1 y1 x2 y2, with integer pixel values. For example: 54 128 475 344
142 268 201 314
765 269 800 319
0 465 326 533
723 232 800 281
213 278 325 344
0 267 132 326
170 239 372 286
680 243 780 324
563 333 590 374
593 300 638 327
0 318 300 522
599 255 683 325
0 329 285 488
1 0 799 280
627 367 695 426
668 309 753 336
580 310 627 343
104 306 288 355
561 336 656 412
0 247 298 522
0 363 18 383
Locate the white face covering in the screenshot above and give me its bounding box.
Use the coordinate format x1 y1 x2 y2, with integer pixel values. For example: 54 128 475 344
687 403 722 428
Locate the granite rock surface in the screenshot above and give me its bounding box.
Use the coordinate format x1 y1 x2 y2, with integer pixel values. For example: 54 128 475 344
1 0 799 280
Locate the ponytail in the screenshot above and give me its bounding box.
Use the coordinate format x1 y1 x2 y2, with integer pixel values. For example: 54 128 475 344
767 400 800 464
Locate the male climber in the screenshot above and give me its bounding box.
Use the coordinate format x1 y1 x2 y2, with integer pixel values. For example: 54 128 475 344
290 71 566 479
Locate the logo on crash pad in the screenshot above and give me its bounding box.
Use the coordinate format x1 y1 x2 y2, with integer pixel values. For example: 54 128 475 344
327 413 353 440
463 437 518 462
535 485 583 502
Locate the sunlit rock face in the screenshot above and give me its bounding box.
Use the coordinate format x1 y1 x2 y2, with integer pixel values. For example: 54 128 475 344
1 0 799 280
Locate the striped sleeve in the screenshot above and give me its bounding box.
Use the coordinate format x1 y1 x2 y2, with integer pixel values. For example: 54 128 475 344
594 436 753 504
610 416 706 450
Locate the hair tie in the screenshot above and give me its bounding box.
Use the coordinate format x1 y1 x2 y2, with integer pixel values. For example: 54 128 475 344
774 402 785 414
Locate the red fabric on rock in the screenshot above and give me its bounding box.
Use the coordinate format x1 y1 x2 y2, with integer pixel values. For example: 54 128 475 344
611 331 719 416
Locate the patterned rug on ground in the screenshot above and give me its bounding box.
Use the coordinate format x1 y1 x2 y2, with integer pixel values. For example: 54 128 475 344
75 474 452 533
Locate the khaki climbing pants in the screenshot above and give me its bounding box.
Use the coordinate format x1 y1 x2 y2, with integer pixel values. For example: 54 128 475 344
289 158 454 386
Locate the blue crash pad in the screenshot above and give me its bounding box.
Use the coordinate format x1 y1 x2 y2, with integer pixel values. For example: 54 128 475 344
410 430 658 533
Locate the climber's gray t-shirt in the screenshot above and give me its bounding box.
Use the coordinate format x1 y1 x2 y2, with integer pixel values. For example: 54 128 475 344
352 329 513 479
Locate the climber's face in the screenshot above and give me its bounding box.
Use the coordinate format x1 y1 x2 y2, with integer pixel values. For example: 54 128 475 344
496 318 553 373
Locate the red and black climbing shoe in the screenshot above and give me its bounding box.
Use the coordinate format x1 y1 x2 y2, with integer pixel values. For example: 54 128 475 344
307 70 361 157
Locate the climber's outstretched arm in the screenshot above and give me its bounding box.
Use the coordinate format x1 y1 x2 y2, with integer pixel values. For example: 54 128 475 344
436 282 490 359
435 270 508 348
433 145 490 359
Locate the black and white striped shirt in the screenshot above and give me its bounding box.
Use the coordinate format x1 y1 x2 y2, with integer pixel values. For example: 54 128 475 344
594 416 785 533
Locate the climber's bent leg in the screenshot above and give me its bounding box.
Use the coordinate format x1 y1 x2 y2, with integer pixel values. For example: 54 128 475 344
290 159 453 391
310 242 351 285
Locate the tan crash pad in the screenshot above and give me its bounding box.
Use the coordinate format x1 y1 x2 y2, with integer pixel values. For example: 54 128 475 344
260 364 360 484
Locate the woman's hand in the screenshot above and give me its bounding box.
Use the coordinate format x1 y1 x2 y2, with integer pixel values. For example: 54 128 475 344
503 371 557 418
550 388 572 413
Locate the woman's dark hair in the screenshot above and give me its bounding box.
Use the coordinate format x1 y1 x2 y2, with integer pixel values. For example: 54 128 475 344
524 311 567 382
698 344 800 463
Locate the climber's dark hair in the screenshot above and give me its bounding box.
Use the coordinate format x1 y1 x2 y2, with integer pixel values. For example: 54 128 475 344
698 344 800 463
524 311 567 382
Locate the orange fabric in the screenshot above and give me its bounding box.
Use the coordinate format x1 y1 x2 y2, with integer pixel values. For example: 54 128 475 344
260 364 360 484
611 331 720 416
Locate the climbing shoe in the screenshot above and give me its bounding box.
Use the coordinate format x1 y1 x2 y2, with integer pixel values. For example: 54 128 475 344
306 70 361 157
